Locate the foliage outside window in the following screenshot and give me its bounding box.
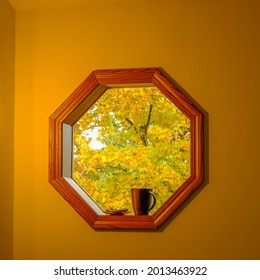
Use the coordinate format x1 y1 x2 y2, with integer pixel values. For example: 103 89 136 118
73 87 190 213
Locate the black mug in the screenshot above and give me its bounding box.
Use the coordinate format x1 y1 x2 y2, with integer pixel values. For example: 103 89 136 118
131 188 156 215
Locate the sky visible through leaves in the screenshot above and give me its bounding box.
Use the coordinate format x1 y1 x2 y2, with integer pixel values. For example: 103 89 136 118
73 87 190 214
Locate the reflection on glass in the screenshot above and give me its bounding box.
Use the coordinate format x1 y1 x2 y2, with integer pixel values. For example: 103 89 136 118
73 87 190 214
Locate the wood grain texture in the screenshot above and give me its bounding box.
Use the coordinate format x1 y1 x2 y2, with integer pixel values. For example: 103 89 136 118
49 68 204 230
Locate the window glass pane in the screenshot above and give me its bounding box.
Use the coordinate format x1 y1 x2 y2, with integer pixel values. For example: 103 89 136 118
73 87 190 214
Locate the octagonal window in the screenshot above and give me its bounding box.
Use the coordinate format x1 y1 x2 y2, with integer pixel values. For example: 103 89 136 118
73 86 190 214
49 68 203 229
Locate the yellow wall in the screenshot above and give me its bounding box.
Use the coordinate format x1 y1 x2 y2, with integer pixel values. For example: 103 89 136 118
13 0 260 259
0 0 15 260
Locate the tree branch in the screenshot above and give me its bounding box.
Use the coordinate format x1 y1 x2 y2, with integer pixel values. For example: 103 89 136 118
125 104 153 146
125 117 138 134
125 117 134 126
144 104 153 133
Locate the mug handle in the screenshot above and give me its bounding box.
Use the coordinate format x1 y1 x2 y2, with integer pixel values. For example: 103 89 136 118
148 191 156 211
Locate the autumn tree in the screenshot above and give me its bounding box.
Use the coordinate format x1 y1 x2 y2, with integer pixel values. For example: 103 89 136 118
73 87 190 213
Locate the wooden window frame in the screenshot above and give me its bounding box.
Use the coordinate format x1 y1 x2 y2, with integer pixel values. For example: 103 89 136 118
49 68 203 230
